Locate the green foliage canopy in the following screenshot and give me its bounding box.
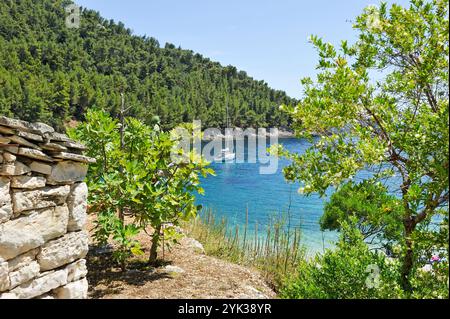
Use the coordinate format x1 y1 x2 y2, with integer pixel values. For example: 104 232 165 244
278 0 449 294
321 180 403 247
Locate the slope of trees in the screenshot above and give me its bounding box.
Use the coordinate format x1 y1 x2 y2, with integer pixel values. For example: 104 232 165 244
0 0 295 131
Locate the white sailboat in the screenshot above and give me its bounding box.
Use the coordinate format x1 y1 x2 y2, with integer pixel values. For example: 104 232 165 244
214 147 235 162
215 98 235 162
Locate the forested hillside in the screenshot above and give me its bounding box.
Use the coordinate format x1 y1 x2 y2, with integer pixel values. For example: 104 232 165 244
0 0 295 131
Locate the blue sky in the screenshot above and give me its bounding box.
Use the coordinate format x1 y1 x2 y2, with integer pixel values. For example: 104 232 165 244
75 0 411 99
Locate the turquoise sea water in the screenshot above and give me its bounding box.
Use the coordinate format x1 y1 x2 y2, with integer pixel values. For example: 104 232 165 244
195 137 435 256
196 138 337 254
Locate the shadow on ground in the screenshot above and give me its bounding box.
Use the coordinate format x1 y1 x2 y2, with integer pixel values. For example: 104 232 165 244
86 244 172 299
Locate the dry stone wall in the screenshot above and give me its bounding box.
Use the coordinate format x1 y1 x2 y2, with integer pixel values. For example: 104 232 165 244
0 116 94 299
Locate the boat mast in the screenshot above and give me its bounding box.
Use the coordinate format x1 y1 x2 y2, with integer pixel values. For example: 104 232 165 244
225 95 232 152
226 95 229 128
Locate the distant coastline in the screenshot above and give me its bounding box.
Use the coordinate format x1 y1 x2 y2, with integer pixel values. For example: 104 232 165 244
202 128 295 141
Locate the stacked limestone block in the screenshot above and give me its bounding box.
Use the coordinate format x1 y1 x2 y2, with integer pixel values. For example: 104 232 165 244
0 116 95 299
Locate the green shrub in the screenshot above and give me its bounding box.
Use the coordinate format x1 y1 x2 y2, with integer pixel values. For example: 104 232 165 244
281 220 404 299
68 109 213 268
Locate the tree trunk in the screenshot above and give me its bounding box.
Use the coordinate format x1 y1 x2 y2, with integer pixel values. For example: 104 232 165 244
118 92 125 223
401 218 415 293
149 224 162 264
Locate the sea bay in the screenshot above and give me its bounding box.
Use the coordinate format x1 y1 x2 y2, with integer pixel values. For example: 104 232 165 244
196 137 337 254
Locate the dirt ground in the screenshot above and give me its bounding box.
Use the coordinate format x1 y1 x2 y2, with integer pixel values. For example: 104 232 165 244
86 216 276 299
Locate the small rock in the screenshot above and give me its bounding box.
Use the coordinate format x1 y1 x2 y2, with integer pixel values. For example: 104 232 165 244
163 265 185 274
0 206 69 260
14 162 32 175
44 132 70 142
2 152 16 163
29 161 52 175
242 285 269 299
29 122 54 135
9 135 41 150
66 259 88 283
8 260 40 289
0 116 54 135
9 269 67 299
0 177 13 223
0 260 9 292
11 176 46 189
16 131 43 142
37 231 89 271
184 237 205 254
39 142 67 151
12 185 70 213
1 145 18 154
47 161 88 184
7 249 39 272
0 126 15 135
0 164 15 176
53 277 88 299
0 136 10 145
0 162 31 176
50 152 96 164
63 140 87 151
67 182 88 231
16 131 44 142
18 148 54 162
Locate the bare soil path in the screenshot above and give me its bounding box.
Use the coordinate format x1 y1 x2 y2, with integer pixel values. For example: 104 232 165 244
86 216 276 299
